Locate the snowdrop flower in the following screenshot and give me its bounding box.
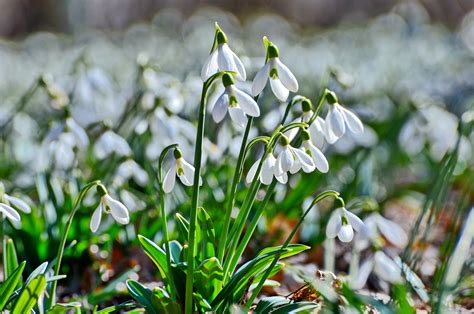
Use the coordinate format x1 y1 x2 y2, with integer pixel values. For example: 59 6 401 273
94 129 132 160
212 73 260 127
90 184 130 233
286 99 326 148
301 130 329 173
65 117 89 148
251 40 298 101
326 207 364 242
275 135 315 176
201 24 246 81
246 153 288 185
350 251 403 289
363 213 408 249
0 184 31 225
115 158 149 187
163 149 201 193
324 93 364 144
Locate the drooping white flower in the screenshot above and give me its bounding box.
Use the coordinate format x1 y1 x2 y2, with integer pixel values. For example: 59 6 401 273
302 136 329 173
94 129 132 160
324 102 363 144
115 158 149 187
363 213 408 249
90 185 130 233
251 41 298 101
201 24 246 81
350 251 403 289
0 184 31 225
286 100 326 149
212 74 260 127
326 207 364 243
274 135 315 176
163 149 201 193
246 153 288 185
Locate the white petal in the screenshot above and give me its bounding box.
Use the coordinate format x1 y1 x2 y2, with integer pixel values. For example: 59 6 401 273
261 155 276 185
0 204 21 224
217 44 238 73
163 166 176 194
289 158 301 174
179 159 195 186
276 147 293 175
212 93 229 123
90 204 102 232
374 251 402 283
308 143 329 173
246 159 260 184
275 172 288 184
270 77 289 102
338 224 354 242
66 118 89 147
292 147 315 173
326 210 342 238
309 117 326 148
229 107 247 128
376 216 408 248
351 259 374 289
251 63 269 96
327 106 346 138
323 120 340 144
201 50 218 81
230 50 247 81
339 105 364 133
275 58 298 92
5 195 31 214
234 87 260 117
106 195 130 225
343 208 364 232
133 166 149 186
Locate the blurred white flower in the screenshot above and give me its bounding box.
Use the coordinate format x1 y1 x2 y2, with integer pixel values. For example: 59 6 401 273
359 213 408 249
326 207 364 242
94 130 132 160
90 187 130 233
251 42 298 101
350 251 403 289
212 74 260 127
115 158 149 187
201 25 246 81
246 153 288 185
324 103 364 144
163 151 201 193
0 184 31 225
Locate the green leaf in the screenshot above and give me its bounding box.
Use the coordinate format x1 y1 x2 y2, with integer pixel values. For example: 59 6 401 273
175 213 189 243
193 292 212 312
254 296 289 314
169 240 182 264
126 280 179 314
0 261 26 310
3 239 20 288
212 244 309 308
196 207 216 260
194 257 223 301
95 301 135 313
25 262 48 286
270 301 319 313
12 274 47 314
137 235 168 279
47 301 81 313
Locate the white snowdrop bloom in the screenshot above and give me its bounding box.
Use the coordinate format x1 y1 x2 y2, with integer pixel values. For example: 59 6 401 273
94 130 132 160
275 135 315 176
326 207 364 243
302 137 329 173
163 149 201 193
246 153 288 185
0 184 31 225
350 251 403 289
212 74 260 127
285 100 326 148
251 42 298 101
364 213 408 249
115 158 149 187
50 132 76 170
201 25 246 81
324 102 364 144
90 185 130 233
65 117 89 148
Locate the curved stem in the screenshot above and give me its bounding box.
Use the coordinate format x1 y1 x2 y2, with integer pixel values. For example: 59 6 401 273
157 144 179 301
50 180 100 306
245 190 340 308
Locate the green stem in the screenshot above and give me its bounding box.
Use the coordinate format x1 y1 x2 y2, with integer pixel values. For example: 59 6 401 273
157 144 179 301
245 191 339 309
218 116 254 263
50 181 100 306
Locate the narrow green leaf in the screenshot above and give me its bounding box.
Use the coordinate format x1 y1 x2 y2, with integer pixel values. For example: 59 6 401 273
196 207 216 260
95 301 135 313
126 280 180 314
194 257 223 301
3 239 20 288
12 274 47 314
0 261 26 310
254 296 289 314
137 235 168 279
175 213 189 243
270 301 319 313
48 301 82 313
